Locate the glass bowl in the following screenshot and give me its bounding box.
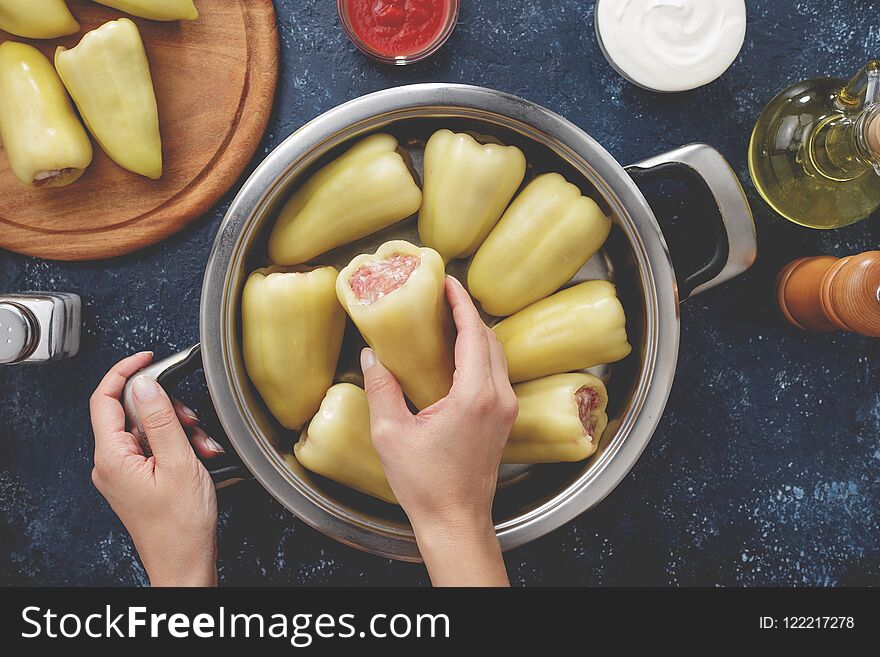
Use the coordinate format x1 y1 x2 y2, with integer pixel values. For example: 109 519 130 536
337 0 460 65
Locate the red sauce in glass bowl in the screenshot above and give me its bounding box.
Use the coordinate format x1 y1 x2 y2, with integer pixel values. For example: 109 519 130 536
339 0 459 64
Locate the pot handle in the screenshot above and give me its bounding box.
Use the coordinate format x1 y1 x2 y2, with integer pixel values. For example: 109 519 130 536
121 344 250 490
626 143 757 301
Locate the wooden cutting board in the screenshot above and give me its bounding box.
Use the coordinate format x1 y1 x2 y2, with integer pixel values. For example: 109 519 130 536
0 0 278 261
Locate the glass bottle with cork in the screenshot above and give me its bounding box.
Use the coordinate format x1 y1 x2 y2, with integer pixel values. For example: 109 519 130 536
750 60 880 229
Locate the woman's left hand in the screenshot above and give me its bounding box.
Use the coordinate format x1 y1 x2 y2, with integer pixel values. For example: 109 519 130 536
89 351 223 587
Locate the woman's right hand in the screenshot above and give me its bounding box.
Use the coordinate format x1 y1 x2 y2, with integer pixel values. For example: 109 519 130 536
360 276 518 586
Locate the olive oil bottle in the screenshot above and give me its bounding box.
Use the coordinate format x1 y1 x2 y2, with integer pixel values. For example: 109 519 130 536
749 60 880 229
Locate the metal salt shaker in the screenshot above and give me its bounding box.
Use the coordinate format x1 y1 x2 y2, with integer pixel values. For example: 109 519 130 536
0 293 81 365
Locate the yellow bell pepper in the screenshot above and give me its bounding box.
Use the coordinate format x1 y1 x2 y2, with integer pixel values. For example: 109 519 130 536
469 173 612 316
494 280 631 383
269 134 423 265
292 383 397 504
502 373 609 464
55 19 163 180
418 129 526 261
92 0 199 21
337 240 455 410
242 265 346 430
0 0 79 39
0 42 92 188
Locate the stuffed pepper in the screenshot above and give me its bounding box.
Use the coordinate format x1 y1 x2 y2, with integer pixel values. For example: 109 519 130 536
93 0 199 21
292 383 396 504
336 240 455 410
0 0 79 39
0 42 93 188
469 173 611 316
269 134 423 265
55 19 163 180
494 280 631 383
502 373 609 464
242 265 346 430
418 129 526 261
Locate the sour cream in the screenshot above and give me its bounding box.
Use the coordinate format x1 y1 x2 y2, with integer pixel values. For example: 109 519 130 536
595 0 746 92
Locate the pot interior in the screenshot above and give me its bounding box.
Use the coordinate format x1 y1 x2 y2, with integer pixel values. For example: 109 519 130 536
224 112 651 546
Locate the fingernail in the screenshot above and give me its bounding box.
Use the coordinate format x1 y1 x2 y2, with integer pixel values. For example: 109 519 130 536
132 376 161 402
205 436 225 454
181 404 198 421
360 348 376 371
136 350 154 358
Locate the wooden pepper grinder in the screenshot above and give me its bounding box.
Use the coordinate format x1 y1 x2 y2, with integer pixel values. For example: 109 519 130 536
776 251 880 337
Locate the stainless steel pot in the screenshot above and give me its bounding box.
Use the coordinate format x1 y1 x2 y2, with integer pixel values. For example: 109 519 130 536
124 84 756 561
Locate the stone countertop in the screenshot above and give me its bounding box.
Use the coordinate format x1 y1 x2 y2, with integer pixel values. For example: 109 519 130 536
1 0 878 586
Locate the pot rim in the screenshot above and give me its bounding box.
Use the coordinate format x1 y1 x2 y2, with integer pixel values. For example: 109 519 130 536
200 83 681 561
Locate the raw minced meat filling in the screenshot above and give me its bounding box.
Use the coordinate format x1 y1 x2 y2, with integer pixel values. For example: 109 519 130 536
575 385 601 437
349 254 421 304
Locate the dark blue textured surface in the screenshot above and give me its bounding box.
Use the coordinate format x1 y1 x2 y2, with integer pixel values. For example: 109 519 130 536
1 0 879 586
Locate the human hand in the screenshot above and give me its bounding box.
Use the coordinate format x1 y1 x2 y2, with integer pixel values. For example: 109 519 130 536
361 276 517 586
89 351 223 587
